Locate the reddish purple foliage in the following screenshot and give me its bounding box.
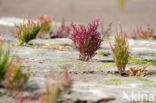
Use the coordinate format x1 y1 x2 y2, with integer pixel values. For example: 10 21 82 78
71 18 102 61
55 19 72 38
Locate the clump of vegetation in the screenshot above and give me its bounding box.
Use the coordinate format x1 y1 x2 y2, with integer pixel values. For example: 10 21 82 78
16 19 41 45
132 26 156 39
54 19 72 38
71 18 103 61
36 15 52 38
0 40 12 83
110 26 129 75
0 40 30 94
127 65 148 76
4 57 30 93
39 71 72 103
17 70 72 103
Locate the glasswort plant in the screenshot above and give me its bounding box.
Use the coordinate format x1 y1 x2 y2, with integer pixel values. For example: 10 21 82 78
0 40 12 83
36 15 52 38
132 26 156 39
16 19 41 45
111 26 129 75
39 71 72 103
4 57 30 92
71 18 102 61
55 19 72 38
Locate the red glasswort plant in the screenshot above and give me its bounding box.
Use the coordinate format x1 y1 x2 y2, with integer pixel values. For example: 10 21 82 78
132 26 156 39
71 18 102 61
55 19 72 38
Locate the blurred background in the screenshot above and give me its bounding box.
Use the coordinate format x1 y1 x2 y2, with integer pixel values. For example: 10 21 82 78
0 0 156 34
0 0 156 24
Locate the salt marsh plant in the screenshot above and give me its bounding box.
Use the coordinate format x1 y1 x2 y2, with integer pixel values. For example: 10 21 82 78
0 40 12 83
71 18 102 61
17 70 71 103
55 19 72 38
16 19 41 45
36 15 52 38
111 26 129 75
0 41 29 92
132 26 156 39
4 57 30 92
39 71 72 103
128 65 148 76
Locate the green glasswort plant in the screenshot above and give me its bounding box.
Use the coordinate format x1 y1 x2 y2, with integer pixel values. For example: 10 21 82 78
4 57 30 92
0 40 12 83
111 26 129 75
16 19 41 45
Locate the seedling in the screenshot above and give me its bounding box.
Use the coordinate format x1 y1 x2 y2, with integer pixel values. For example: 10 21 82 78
16 19 41 45
110 26 129 75
71 18 102 61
